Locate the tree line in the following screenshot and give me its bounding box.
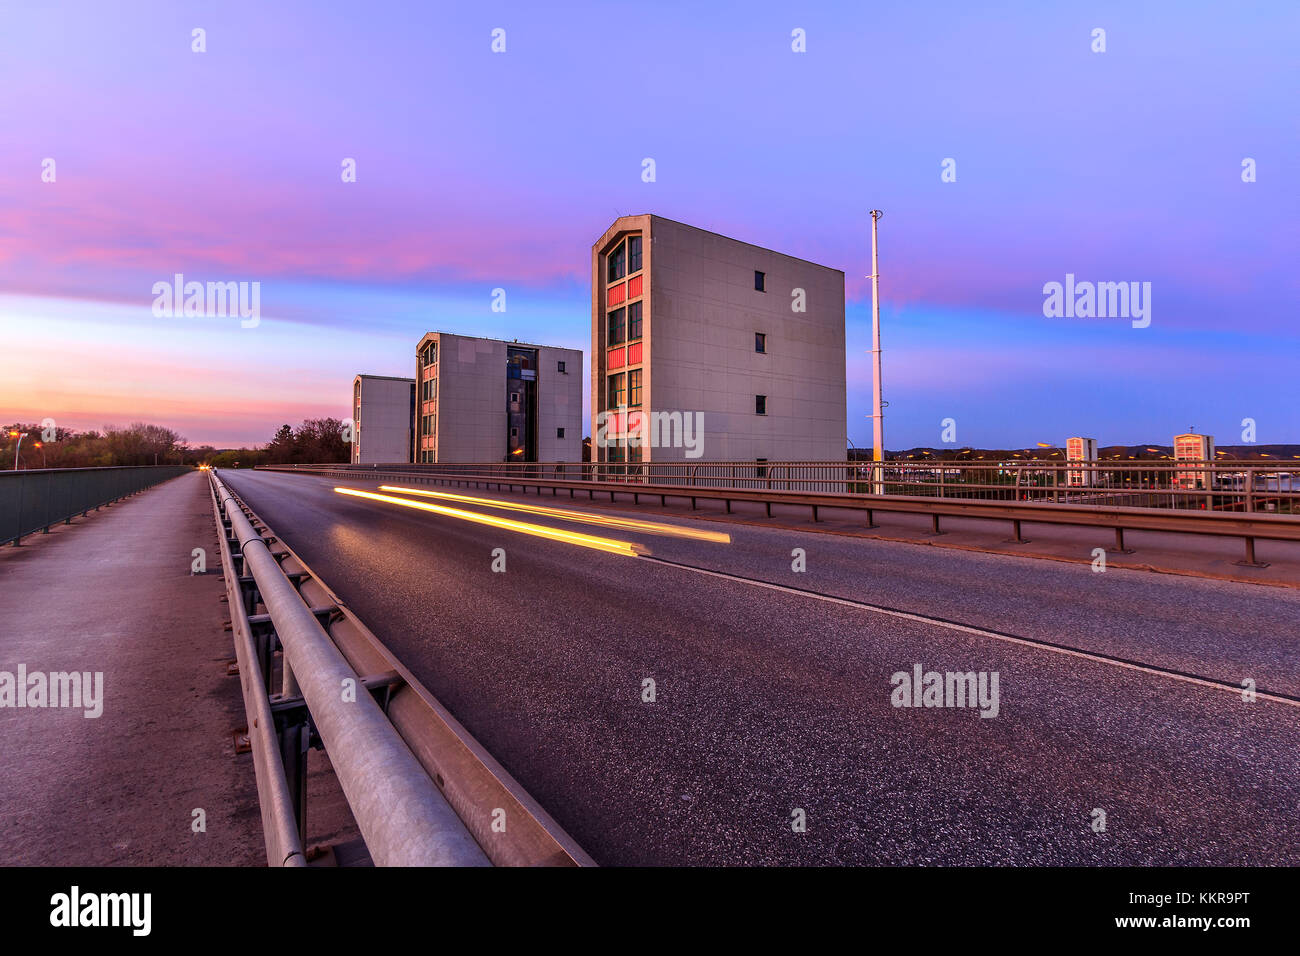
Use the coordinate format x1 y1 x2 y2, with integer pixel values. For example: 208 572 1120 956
2 418 351 470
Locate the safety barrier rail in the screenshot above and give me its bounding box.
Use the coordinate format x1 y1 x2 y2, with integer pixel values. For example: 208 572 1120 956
273 458 1300 514
259 463 1300 569
208 468 593 867
2 465 189 545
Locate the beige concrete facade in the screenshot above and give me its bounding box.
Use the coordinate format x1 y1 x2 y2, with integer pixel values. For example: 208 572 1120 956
415 332 582 463
351 374 415 463
591 215 847 463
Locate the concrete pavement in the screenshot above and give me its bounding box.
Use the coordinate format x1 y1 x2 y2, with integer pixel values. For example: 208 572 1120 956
0 471 264 864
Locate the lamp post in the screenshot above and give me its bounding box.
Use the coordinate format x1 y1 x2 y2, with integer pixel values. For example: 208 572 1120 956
34 441 46 467
866 210 885 494
9 430 24 470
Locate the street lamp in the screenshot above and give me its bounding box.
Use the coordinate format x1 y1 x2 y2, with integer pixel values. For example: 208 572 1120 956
34 441 45 467
9 430 24 470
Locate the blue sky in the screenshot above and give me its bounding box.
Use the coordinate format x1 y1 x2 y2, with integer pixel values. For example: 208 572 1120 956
1 0 1295 448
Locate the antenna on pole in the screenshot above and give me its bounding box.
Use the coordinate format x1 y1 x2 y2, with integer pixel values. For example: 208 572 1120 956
867 209 885 494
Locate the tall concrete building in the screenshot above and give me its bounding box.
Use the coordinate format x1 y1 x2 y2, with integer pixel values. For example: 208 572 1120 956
1173 432 1216 489
350 374 415 463
414 332 583 463
591 215 847 464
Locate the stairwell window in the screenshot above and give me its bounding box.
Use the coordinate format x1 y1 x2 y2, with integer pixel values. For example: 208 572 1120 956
607 242 626 282
755 332 766 353
754 271 766 292
755 395 767 415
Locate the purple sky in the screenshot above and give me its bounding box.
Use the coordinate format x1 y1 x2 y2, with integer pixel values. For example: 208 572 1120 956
1 0 1296 449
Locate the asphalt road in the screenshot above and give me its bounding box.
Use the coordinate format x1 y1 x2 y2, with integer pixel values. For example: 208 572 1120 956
220 469 1300 865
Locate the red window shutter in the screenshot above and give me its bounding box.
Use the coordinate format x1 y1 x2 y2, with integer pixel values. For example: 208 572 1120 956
627 275 642 298
627 342 642 365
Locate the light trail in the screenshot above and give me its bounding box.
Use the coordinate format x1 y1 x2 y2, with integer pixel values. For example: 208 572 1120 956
334 488 646 557
377 485 732 543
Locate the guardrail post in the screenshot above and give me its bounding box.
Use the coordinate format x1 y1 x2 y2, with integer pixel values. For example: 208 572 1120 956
1238 536 1269 568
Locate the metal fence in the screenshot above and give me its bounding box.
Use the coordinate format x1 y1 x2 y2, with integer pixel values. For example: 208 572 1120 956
270 459 1300 515
1 465 190 545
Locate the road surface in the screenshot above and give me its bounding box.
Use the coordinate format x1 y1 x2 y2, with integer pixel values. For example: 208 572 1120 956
219 469 1300 865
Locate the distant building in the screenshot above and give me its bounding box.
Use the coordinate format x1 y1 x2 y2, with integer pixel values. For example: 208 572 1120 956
351 374 415 464
591 215 847 464
1173 433 1215 489
1066 436 1098 487
414 332 583 463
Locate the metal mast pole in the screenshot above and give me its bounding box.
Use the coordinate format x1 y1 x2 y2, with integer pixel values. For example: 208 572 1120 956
868 209 884 494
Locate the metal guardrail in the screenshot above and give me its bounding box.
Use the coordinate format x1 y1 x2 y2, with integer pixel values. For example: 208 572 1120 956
261 463 1300 570
274 459 1300 515
1 465 189 545
208 469 594 867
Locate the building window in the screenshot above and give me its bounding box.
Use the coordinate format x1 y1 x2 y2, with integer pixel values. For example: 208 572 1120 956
755 332 766 353
510 391 519 404
756 458 768 479
421 342 437 365
607 242 626 282
755 395 767 415
754 271 765 292
608 372 625 408
628 368 642 406
608 307 626 345
558 360 566 373
628 235 642 273
627 300 642 339
557 427 566 439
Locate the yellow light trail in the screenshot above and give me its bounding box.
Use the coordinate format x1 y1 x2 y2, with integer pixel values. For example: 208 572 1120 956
376 485 732 544
334 488 646 557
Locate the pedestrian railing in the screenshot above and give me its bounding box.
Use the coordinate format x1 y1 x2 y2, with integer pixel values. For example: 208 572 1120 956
268 459 1300 515
1 465 190 545
261 461 1300 569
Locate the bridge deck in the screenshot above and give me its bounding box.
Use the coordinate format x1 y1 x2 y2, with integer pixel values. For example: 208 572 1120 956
0 472 267 863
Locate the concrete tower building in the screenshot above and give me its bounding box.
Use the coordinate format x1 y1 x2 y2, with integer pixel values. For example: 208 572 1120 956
351 374 416 464
591 215 847 465
414 332 583 463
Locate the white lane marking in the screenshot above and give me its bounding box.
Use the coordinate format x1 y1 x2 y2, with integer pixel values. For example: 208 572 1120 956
641 556 1300 710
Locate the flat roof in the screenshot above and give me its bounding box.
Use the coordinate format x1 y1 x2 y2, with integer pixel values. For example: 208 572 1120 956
416 331 582 351
599 213 846 275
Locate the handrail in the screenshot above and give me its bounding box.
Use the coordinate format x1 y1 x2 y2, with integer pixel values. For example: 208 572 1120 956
207 476 306 867
211 469 490 867
259 464 1300 569
261 458 1299 515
